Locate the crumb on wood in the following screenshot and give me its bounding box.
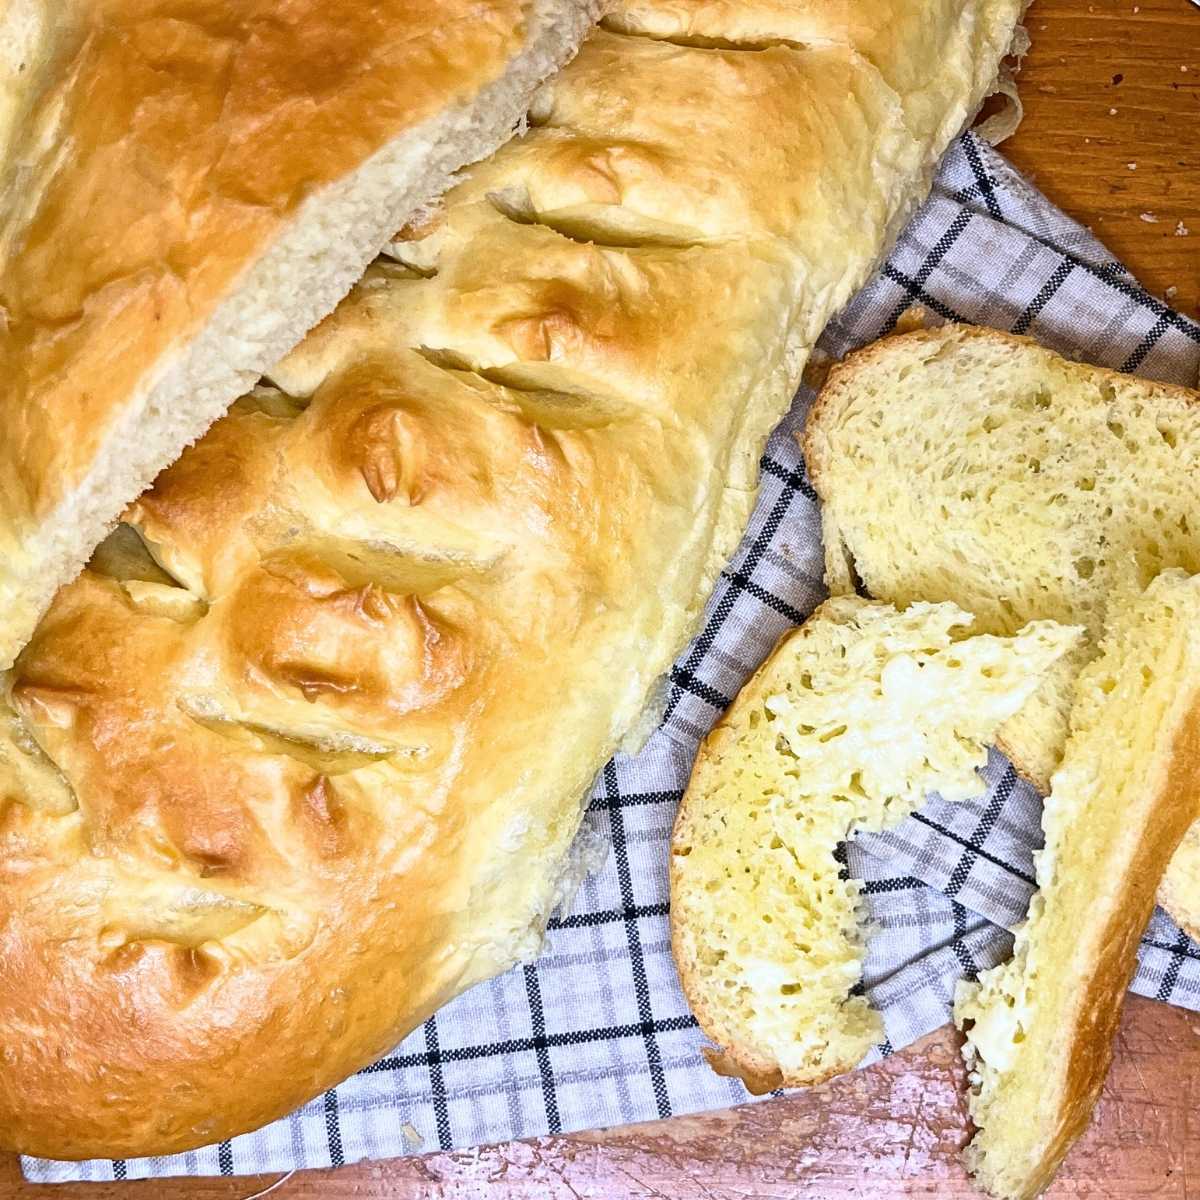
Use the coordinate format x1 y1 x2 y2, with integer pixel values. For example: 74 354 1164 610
1176 222 1191 237
1139 212 1160 224
801 349 836 392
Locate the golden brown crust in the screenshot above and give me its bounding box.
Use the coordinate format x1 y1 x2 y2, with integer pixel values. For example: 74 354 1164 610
671 597 1076 1100
1031 708 1200 1198
804 323 1200 509
992 732 1052 796
0 0 603 666
700 1047 787 1096
1051 716 1200 1181
1154 826 1200 944
0 1 516 513
958 575 1200 1200
668 652 830 1095
1 3 1025 1160
668 622 870 1093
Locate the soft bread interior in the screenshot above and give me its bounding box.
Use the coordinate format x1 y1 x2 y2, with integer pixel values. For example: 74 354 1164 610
805 323 1200 935
671 597 1078 1091
0 0 604 668
955 569 1200 1200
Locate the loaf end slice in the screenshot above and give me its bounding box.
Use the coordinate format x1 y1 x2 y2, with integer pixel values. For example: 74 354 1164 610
671 596 1079 1091
955 569 1200 1200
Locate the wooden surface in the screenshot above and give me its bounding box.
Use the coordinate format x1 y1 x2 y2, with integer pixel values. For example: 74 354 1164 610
5 997 1200 1199
1004 0 1199 316
4 0 1198 1196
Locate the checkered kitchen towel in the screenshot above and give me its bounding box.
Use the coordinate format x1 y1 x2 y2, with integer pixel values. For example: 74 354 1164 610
26 132 1200 1183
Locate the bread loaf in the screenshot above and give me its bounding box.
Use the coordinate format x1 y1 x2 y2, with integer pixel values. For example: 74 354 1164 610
805 324 1200 936
0 2 1026 1158
955 569 1200 1200
0 0 604 670
671 597 1077 1092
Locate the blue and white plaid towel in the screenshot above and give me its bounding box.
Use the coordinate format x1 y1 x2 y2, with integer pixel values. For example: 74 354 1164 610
25 132 1200 1184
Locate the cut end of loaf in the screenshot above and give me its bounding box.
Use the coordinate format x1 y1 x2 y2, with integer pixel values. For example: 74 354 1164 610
956 569 1200 1200
0 0 606 672
671 596 1079 1091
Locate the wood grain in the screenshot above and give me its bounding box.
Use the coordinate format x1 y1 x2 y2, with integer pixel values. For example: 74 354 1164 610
4 997 1199 1199
3 0 1198 1196
1004 0 1200 316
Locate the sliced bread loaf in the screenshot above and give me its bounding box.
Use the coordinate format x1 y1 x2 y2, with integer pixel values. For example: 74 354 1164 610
0 4 1034 1158
670 596 1078 1091
955 569 1200 1200
0 0 604 669
804 323 1200 935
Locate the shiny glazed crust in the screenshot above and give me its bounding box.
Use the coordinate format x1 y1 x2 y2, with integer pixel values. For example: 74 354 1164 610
0 0 603 667
0 0 1021 1160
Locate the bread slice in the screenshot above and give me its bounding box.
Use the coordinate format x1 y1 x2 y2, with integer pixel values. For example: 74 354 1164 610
954 569 1200 1200
0 0 603 669
670 597 1079 1092
804 323 1200 935
0 4 1029 1159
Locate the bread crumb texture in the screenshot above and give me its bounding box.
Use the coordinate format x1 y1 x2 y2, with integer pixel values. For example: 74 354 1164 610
805 323 1200 932
956 570 1200 1200
671 597 1077 1091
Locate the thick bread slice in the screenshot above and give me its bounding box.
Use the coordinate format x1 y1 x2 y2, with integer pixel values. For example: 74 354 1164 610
0 3 1026 1161
0 0 604 669
955 569 1200 1200
671 597 1078 1092
804 324 1200 934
